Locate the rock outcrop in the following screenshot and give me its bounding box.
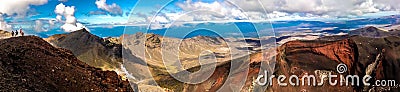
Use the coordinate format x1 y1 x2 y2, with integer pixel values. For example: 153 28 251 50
0 36 132 91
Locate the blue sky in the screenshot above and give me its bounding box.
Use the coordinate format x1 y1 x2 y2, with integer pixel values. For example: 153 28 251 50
30 0 137 24
0 0 400 38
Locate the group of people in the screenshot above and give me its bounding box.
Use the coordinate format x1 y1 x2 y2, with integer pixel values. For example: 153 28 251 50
11 28 24 37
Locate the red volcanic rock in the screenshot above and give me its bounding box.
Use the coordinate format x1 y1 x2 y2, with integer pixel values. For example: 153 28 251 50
278 38 357 74
273 36 400 92
273 38 358 92
180 51 265 92
0 36 133 91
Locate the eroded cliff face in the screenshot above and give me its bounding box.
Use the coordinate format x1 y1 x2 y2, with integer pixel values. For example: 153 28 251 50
0 36 132 91
277 38 357 74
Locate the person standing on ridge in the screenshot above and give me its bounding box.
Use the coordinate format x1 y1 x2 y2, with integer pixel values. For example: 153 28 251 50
15 30 18 36
11 30 14 37
19 28 24 36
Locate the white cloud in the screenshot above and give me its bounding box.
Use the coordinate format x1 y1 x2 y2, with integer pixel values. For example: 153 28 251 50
154 16 170 23
55 3 66 21
56 15 63 22
58 0 68 2
55 3 66 15
61 22 86 32
149 22 164 30
64 6 76 24
0 0 48 17
48 19 56 29
95 0 123 16
54 3 86 32
0 14 12 31
48 19 55 25
34 20 43 32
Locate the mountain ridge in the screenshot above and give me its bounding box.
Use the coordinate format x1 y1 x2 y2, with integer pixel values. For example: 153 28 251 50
45 29 123 71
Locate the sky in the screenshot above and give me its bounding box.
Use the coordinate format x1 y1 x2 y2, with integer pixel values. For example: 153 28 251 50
0 0 400 38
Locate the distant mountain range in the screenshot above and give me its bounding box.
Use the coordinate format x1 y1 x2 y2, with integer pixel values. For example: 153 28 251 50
349 26 400 38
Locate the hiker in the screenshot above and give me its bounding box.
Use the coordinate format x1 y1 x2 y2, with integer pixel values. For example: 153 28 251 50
19 28 24 36
15 30 18 36
11 31 14 37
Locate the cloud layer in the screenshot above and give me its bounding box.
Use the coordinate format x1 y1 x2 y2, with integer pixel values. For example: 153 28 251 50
0 0 48 17
229 0 400 17
139 0 400 29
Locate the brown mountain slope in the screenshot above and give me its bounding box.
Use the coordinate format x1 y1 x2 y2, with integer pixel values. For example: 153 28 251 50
45 29 122 70
0 36 132 91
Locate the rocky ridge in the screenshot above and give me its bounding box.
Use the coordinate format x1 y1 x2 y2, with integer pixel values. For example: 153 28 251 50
0 36 133 91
